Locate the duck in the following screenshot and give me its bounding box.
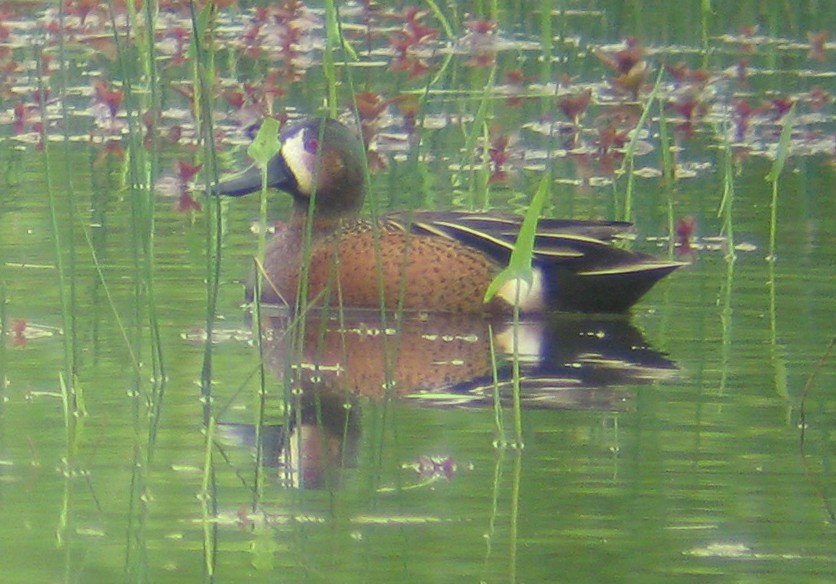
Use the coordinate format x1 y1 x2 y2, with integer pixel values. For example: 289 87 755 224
212 116 683 313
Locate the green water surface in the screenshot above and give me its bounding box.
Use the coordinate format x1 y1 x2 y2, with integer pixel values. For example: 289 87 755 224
0 1 833 583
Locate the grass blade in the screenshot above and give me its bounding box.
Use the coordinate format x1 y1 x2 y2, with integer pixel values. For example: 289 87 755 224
765 103 796 261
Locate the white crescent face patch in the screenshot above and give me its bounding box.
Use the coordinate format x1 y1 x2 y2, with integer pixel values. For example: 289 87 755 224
280 129 315 196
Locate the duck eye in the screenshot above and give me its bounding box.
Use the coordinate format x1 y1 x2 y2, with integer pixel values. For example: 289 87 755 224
303 136 319 154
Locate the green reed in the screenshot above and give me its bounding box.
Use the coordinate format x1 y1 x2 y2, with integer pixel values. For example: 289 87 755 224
104 3 173 579
487 326 506 441
767 260 788 401
37 76 87 580
480 436 505 579
189 0 223 416
765 103 796 262
508 447 522 583
138 0 165 387
244 118 282 497
200 415 218 578
47 10 89 563
336 9 412 498
40 7 82 421
108 0 166 387
617 68 664 224
700 0 713 58
657 98 677 254
425 0 455 37
54 9 78 384
187 2 224 576
539 0 554 81
718 232 735 401
330 0 402 359
484 172 550 446
245 0 372 491
460 66 498 208
764 105 797 402
717 144 736 259
700 99 739 429
323 0 345 118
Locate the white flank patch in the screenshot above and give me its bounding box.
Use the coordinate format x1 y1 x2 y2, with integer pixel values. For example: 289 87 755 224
281 130 314 195
496 267 546 312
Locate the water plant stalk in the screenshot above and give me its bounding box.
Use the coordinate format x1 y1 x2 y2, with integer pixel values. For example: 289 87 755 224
617 67 665 223
200 415 218 578
107 0 167 388
718 242 735 400
714 106 737 259
487 326 506 443
480 445 505 579
484 171 550 447
765 103 796 261
540 0 553 81
767 260 788 402
700 0 713 59
508 448 522 583
188 5 222 578
333 3 405 402
323 0 340 117
657 99 676 254
459 66 497 207
55 2 79 384
189 0 223 424
244 118 282 500
37 45 84 425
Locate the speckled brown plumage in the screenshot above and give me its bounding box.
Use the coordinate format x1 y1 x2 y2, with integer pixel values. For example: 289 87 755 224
259 221 508 313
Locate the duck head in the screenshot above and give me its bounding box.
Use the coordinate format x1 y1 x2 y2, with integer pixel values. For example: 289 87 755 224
212 117 368 217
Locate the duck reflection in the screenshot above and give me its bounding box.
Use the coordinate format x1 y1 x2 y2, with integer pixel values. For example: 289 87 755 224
218 309 676 488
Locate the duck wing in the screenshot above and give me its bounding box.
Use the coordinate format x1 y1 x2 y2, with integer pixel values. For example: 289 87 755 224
384 210 638 264
384 210 684 313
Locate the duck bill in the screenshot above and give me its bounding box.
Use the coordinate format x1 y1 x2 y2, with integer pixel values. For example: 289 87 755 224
210 155 292 197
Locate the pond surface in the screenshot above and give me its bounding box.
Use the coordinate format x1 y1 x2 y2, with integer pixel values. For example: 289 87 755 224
0 1 834 583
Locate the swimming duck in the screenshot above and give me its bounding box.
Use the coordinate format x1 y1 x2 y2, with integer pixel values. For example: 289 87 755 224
212 117 683 313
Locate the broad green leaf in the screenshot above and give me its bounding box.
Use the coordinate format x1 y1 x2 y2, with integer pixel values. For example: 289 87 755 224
765 103 796 183
248 117 281 168
483 173 550 303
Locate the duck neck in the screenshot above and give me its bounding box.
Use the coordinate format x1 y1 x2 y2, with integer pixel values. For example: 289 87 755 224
289 199 354 237
288 183 364 232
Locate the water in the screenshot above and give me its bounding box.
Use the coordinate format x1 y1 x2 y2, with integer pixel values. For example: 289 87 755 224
0 2 834 583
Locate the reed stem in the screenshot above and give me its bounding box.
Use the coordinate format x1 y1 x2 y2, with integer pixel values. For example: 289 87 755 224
618 67 664 223
765 103 796 262
657 98 676 254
